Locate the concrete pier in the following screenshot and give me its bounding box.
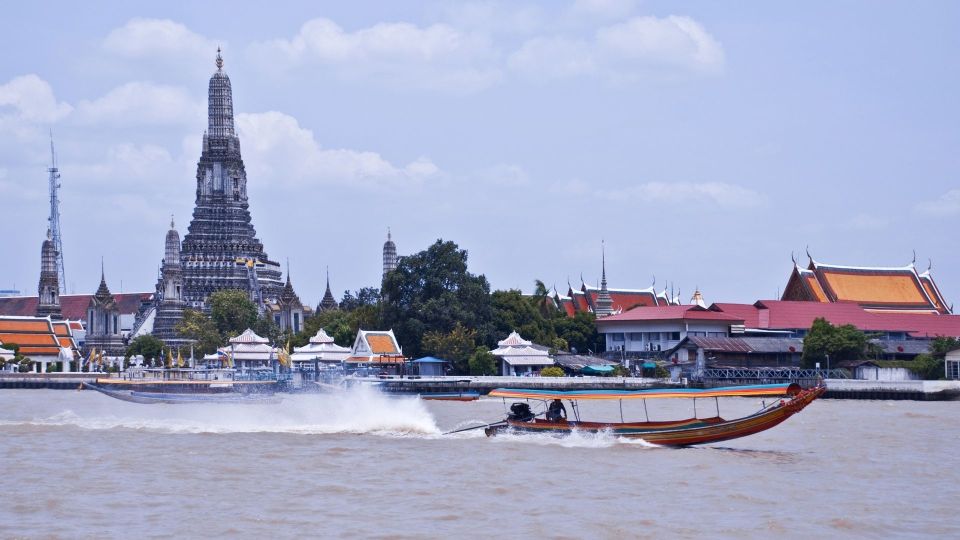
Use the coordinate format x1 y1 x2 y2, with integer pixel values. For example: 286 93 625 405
825 379 960 401
0 373 99 390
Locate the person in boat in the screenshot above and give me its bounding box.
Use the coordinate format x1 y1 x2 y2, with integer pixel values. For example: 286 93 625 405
546 399 567 422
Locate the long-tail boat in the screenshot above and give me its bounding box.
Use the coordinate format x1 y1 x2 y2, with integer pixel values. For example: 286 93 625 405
483 383 824 446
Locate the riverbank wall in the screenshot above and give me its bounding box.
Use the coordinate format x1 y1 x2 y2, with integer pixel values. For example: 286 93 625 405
3 374 959 400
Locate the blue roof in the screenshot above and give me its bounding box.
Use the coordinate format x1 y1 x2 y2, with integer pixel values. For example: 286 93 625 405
411 356 448 363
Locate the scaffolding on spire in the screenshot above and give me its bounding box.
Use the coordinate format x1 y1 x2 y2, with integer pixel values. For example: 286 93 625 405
48 132 66 294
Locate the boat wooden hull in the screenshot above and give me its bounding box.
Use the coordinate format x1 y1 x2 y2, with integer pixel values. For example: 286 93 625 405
83 382 282 404
485 385 825 446
91 377 278 394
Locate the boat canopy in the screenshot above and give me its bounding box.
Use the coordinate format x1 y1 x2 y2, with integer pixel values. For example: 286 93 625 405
488 383 801 401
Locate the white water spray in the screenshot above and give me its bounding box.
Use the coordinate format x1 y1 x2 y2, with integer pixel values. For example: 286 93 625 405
4 386 440 437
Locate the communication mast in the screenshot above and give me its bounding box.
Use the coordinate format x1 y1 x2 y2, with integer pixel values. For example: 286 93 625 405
48 133 66 294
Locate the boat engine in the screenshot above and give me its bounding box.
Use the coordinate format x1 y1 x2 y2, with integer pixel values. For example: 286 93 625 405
507 402 535 422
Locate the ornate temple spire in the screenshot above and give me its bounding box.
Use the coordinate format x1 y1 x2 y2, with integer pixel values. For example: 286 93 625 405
36 228 62 319
595 241 613 317
382 228 398 278
319 266 339 311
208 47 235 139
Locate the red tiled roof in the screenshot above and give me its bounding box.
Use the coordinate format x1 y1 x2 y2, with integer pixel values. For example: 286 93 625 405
708 300 960 338
0 293 153 320
597 305 744 324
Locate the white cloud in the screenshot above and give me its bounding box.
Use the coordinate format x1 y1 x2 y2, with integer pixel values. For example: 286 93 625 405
71 143 177 187
508 37 595 78
103 18 218 61
598 16 724 74
235 111 440 189
250 18 502 93
471 163 531 186
0 74 73 123
509 15 724 80
74 82 202 126
440 2 545 35
915 189 960 217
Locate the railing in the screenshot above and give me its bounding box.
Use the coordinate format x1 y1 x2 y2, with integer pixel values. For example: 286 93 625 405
698 367 848 384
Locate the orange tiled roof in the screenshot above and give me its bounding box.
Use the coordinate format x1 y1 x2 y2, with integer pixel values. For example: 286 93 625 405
366 334 399 354
820 271 926 305
0 333 59 346
0 319 52 333
782 261 949 314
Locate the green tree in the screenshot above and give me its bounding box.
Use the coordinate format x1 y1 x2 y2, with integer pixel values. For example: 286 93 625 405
340 287 381 311
176 309 223 356
209 289 258 337
540 366 565 377
801 318 870 368
381 239 492 357
421 323 478 374
907 353 945 380
490 289 554 347
296 309 357 348
555 311 601 354
252 315 281 343
929 336 960 357
126 335 165 362
467 347 497 375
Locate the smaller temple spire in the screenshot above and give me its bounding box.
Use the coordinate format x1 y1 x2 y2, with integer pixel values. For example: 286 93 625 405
595 241 614 317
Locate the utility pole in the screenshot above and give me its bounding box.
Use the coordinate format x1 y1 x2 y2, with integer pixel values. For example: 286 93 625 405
48 132 67 294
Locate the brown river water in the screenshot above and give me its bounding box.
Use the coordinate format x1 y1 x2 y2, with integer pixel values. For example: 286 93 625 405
1 387 957 539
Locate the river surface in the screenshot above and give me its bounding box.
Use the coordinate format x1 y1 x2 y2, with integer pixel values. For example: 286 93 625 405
1 388 957 539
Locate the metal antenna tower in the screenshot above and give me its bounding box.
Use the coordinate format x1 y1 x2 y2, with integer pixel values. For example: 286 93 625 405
48 132 66 294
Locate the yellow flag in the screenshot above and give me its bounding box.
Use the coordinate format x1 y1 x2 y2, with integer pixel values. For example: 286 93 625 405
177 349 184 368
87 347 97 367
166 348 173 368
97 350 104 366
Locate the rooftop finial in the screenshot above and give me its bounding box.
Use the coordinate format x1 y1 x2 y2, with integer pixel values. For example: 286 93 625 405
601 240 606 282
216 46 223 70
911 249 917 266
170 214 175 230
387 227 391 241
46 228 52 240
100 256 105 280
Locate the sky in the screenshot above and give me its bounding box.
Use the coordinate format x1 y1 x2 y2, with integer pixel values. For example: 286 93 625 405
1 0 958 309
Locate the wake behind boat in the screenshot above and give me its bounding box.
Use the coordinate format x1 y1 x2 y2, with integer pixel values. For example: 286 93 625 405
483 383 824 446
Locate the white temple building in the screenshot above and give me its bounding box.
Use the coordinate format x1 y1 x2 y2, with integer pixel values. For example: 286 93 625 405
291 328 350 369
490 331 554 376
205 329 279 370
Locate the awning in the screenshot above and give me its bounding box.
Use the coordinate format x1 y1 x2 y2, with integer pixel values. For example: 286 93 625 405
642 362 657 369
488 383 802 401
581 365 614 374
411 356 448 363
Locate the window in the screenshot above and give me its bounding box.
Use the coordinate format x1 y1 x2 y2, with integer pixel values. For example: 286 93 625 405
611 333 625 342
688 331 706 337
670 332 681 340
708 332 726 337
294 313 301 333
